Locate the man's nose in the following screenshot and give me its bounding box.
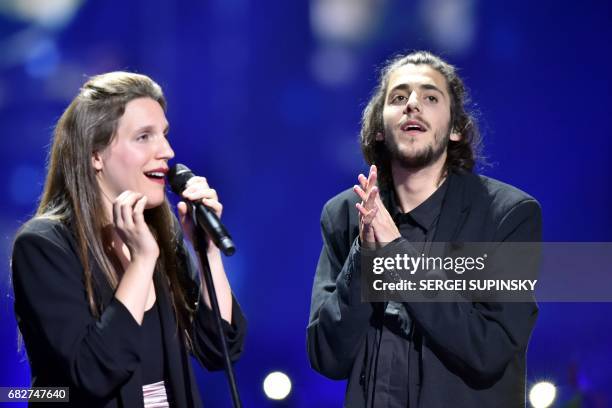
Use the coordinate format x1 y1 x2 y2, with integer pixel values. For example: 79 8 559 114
404 91 420 113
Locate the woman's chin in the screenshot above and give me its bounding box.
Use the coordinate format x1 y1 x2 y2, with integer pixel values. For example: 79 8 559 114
144 194 166 209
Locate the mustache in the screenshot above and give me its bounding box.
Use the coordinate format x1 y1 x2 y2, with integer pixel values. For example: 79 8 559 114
398 116 430 130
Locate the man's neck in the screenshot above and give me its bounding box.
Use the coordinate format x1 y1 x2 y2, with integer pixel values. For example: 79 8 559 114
391 156 447 214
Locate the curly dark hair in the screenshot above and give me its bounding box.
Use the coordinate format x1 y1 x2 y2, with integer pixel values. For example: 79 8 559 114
360 50 482 187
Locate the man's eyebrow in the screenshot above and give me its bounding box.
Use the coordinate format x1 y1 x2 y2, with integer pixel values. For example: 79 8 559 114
388 83 446 97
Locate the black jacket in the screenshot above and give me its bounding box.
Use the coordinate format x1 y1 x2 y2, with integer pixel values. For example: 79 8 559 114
307 169 541 407
12 217 246 407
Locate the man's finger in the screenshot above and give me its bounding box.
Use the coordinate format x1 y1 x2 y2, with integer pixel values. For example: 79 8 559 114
368 166 378 189
356 202 368 217
366 165 375 188
356 203 378 222
353 185 368 202
364 186 379 211
358 173 368 190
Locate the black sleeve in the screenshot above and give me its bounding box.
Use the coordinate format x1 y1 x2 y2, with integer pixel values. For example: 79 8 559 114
306 204 374 379
191 294 247 371
12 225 143 398
175 231 247 371
401 199 541 382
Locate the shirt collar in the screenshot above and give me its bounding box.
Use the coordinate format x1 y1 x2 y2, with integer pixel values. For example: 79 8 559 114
384 176 449 231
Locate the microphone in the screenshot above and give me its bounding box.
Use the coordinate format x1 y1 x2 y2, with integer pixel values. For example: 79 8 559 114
168 163 236 256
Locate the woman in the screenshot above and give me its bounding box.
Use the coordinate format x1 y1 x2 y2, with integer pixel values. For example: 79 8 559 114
11 72 246 407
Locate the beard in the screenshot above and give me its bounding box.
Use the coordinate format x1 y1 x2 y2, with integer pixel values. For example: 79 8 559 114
384 123 451 170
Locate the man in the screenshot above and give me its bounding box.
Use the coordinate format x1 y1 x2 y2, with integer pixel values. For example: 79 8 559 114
307 51 541 407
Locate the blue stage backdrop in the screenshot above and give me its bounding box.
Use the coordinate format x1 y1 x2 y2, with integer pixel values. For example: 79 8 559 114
1 1 610 406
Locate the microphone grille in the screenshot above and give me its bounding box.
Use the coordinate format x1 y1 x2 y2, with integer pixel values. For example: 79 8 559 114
167 163 194 194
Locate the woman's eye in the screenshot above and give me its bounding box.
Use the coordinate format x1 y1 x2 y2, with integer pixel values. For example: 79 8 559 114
426 95 438 103
137 133 150 141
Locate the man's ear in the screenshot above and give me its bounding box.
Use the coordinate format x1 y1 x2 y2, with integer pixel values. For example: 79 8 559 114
450 129 462 142
375 132 384 141
92 151 103 172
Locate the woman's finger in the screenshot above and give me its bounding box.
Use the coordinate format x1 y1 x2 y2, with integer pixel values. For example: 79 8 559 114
177 201 188 221
202 198 223 217
120 192 142 229
113 190 132 227
132 195 147 226
177 201 194 233
183 187 218 202
186 176 209 189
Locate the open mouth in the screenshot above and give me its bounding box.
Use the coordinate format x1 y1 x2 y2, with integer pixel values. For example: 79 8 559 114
401 122 427 133
144 171 166 184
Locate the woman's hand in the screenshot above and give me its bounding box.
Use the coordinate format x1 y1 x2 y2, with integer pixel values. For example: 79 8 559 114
177 176 223 250
177 176 233 322
113 190 159 262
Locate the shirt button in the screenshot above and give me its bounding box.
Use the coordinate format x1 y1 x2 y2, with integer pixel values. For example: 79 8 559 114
345 272 352 283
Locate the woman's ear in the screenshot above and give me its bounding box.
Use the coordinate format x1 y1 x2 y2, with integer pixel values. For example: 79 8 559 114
92 151 103 172
375 132 384 141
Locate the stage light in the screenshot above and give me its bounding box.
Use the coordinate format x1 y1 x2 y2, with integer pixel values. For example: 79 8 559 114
419 0 476 54
263 371 292 400
0 0 83 28
529 381 557 408
309 0 381 44
310 45 357 86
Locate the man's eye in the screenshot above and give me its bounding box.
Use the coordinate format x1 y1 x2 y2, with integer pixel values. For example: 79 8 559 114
137 133 150 141
391 95 406 104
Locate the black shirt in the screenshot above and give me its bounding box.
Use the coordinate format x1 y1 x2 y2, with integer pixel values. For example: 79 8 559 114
141 301 166 384
375 178 449 408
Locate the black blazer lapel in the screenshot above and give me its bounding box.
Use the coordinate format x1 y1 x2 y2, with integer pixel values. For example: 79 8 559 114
433 169 472 244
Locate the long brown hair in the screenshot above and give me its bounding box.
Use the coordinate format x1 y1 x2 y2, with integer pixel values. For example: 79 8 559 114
36 71 194 339
360 50 482 187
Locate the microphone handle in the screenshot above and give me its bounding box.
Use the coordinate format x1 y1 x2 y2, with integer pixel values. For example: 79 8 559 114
192 201 236 256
